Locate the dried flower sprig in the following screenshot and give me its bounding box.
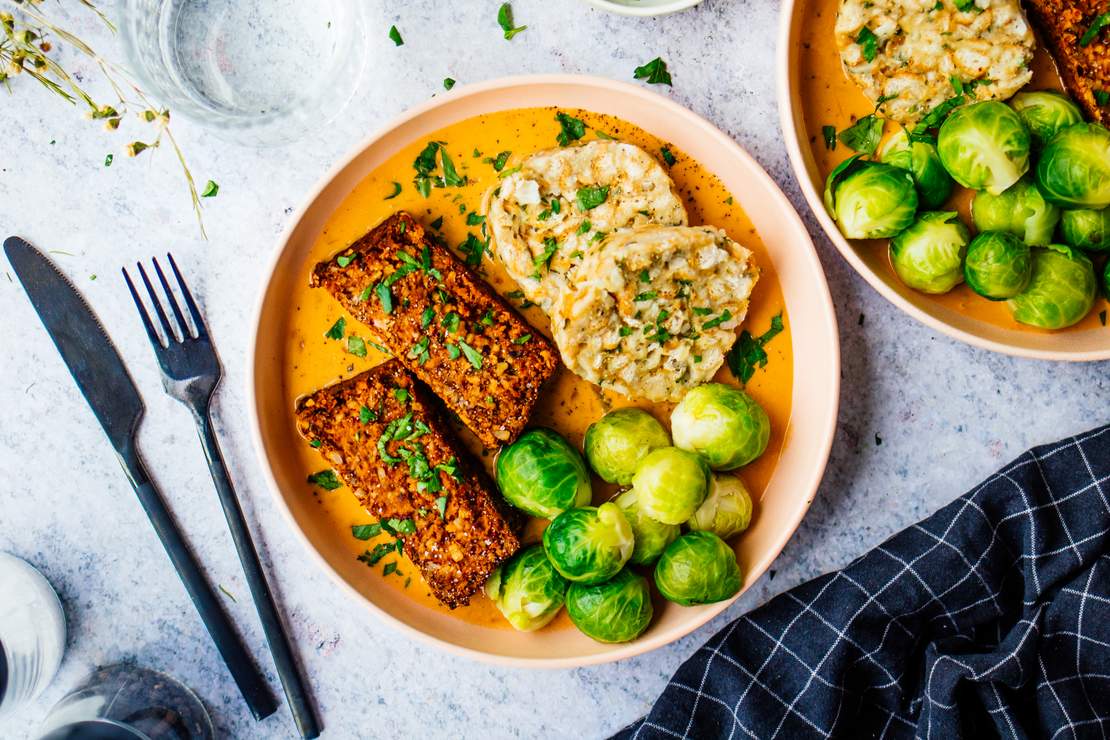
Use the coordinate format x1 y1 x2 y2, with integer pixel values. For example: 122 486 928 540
1 0 207 237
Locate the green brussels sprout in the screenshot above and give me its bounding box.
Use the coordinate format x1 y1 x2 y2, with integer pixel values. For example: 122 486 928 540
824 157 919 239
614 488 680 566
970 177 1061 246
495 428 592 519
963 232 1032 301
1009 91 1084 147
584 408 671 485
889 211 970 294
687 474 754 540
1008 246 1097 329
937 101 1031 195
1035 123 1110 208
654 531 743 606
542 503 634 584
671 383 770 470
484 545 568 632
878 129 954 209
1061 208 1110 252
631 447 710 525
565 569 653 643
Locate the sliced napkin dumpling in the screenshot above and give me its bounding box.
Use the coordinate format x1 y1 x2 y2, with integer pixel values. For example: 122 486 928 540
550 225 759 403
485 140 687 310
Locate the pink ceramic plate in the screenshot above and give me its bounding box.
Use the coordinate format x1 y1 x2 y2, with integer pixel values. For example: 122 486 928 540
248 74 840 667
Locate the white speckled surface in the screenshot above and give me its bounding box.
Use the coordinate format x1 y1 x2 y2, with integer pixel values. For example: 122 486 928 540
2 1 1109 738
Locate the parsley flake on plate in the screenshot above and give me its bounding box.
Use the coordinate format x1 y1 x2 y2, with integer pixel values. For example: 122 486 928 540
497 3 527 40
388 25 403 46
633 57 672 86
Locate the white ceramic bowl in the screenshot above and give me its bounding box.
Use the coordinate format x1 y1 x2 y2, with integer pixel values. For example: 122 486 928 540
581 0 705 17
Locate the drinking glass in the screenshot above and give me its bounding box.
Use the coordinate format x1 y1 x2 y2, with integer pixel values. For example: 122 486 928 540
0 552 66 718
120 0 368 145
38 664 214 740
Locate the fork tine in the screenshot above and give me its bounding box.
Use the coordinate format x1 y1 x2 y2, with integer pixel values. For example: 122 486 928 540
122 267 166 349
137 261 180 343
166 252 208 339
152 256 194 340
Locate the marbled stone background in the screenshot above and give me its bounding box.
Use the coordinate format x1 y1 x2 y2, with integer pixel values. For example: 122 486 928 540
2 1 1107 738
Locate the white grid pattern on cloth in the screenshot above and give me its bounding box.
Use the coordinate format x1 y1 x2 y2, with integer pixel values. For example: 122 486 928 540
617 425 1110 740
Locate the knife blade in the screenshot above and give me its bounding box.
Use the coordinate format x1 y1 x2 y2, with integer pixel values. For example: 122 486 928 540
4 236 277 721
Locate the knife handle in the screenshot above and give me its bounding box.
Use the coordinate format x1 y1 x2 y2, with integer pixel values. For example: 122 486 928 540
117 443 278 722
194 409 321 739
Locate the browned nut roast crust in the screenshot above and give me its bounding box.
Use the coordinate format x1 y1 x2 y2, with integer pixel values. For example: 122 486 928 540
295 362 522 608
310 211 559 448
1024 0 1110 123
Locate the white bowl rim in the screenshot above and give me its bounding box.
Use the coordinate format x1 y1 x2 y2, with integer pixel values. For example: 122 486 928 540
579 0 705 16
247 72 840 668
775 0 1110 362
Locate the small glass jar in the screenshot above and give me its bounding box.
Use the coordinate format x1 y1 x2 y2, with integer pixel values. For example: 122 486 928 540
120 0 368 146
38 664 214 740
0 552 66 718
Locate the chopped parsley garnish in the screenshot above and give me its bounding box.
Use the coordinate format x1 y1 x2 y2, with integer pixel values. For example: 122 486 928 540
408 336 431 365
359 405 376 424
496 3 527 40
420 306 435 328
1096 90 1110 106
382 562 400 577
336 254 354 268
726 313 784 384
393 388 410 404
442 311 461 333
457 340 484 369
513 333 532 344
555 112 587 146
325 316 346 339
347 335 368 357
358 540 399 566
385 181 402 200
533 237 559 272
1082 13 1110 46
440 147 466 187
953 0 976 10
634 291 658 302
506 290 535 309
660 146 676 166
633 57 672 86
383 517 416 535
104 153 113 167
357 285 372 303
446 343 461 359
595 130 616 140
910 94 965 142
576 220 592 235
458 232 487 268
351 523 382 540
388 25 403 46
619 326 633 337
375 282 394 313
484 150 512 171
307 469 341 490
702 309 733 330
856 26 878 62
443 77 456 90
822 125 837 151
576 185 610 211
412 141 466 197
837 115 884 155
435 495 449 519
692 306 714 316
201 180 219 198
466 212 485 226
310 439 322 448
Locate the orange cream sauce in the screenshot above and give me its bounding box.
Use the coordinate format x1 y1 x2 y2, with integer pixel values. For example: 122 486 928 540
283 107 793 629
798 0 1108 332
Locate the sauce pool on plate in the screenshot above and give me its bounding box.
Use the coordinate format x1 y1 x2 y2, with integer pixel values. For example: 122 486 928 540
281 107 794 629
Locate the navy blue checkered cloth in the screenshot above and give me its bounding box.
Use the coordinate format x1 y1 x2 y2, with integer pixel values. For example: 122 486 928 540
618 424 1110 739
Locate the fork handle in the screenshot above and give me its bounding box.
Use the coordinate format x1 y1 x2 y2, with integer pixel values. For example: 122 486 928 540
117 445 278 721
193 408 322 740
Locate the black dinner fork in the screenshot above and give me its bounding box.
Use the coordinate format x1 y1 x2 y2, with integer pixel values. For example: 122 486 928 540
123 255 320 740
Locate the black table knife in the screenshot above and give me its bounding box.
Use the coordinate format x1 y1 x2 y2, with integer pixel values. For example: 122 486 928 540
4 236 278 722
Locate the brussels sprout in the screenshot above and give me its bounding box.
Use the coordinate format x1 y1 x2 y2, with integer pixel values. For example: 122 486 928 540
824 157 918 239
1035 123 1110 208
1062 208 1110 252
565 569 653 643
889 211 970 294
484 545 568 632
542 503 634 584
937 101 1031 195
614 489 680 566
878 129 954 209
631 447 710 525
688 474 754 540
496 428 592 519
1008 246 1097 329
1009 91 1084 147
654 531 743 606
671 384 770 470
584 408 671 485
963 232 1032 301
971 177 1060 246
